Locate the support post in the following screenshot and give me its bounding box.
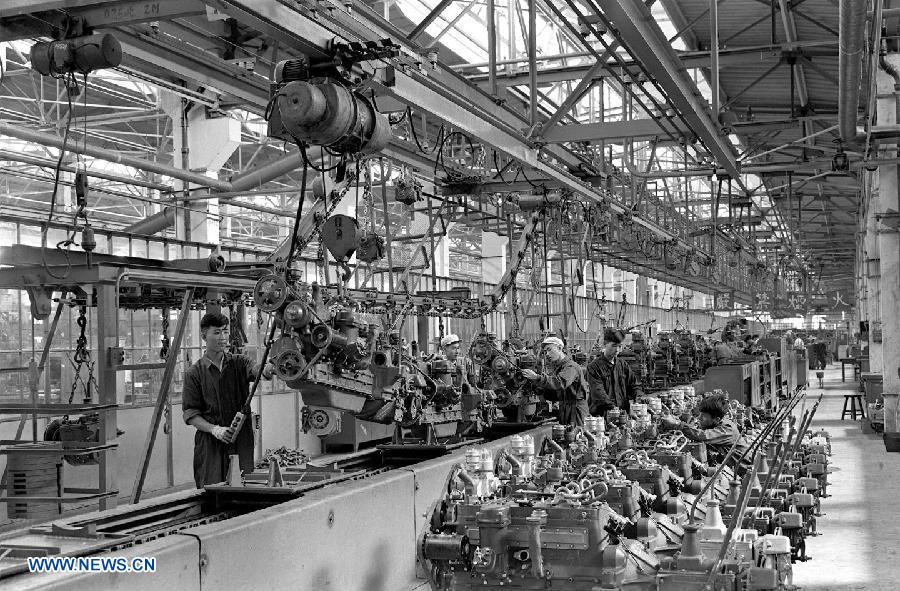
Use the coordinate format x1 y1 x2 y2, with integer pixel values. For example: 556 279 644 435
877 58 900 432
131 288 195 504
710 0 720 120
488 0 498 97
528 0 537 126
96 284 119 511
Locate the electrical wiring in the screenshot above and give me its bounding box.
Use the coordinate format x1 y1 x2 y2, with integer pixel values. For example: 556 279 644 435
40 73 79 280
405 106 442 155
297 140 344 173
285 144 310 266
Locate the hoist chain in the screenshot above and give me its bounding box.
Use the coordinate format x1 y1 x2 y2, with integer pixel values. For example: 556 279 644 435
68 305 96 407
159 307 170 360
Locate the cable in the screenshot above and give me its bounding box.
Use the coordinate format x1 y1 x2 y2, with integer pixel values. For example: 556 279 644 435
45 74 76 225
406 106 443 155
285 146 310 267
41 73 78 280
297 140 344 173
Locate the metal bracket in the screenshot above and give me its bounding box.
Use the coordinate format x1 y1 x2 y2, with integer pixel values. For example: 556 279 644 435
22 279 53 320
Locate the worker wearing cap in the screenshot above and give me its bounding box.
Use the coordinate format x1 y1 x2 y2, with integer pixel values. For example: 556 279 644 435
438 334 477 384
586 328 643 415
521 336 589 427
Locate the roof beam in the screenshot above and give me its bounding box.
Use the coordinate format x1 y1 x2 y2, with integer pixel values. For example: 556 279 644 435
464 42 838 87
208 0 706 252
596 0 742 181
541 118 691 143
777 0 810 108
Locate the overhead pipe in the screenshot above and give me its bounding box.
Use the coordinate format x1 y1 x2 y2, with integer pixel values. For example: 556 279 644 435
0 123 232 191
0 150 172 192
124 207 176 236
839 0 868 141
229 152 304 193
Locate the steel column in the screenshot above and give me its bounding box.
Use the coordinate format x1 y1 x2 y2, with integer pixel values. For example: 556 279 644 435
488 0 498 96
131 288 195 504
528 0 537 126
710 0 720 118
97 284 119 511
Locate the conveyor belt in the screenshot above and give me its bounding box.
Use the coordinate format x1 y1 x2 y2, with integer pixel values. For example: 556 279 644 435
0 421 549 580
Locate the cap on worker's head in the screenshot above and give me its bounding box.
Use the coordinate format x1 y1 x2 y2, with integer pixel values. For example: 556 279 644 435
440 334 461 348
603 328 625 344
541 336 564 349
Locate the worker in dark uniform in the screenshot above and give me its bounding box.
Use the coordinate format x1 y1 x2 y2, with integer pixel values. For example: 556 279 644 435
660 394 750 472
586 328 643 415
437 334 486 432
521 336 589 427
439 334 477 384
182 312 273 488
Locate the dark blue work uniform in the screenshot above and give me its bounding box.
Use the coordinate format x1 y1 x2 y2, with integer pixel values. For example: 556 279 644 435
182 353 257 487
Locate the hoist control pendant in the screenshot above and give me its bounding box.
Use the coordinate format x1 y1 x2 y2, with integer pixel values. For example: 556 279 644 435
270 80 391 155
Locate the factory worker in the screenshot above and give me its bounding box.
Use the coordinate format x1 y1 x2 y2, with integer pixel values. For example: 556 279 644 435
742 334 762 355
585 328 643 415
440 333 463 362
182 312 274 488
714 331 737 364
660 394 750 471
521 336 589 427
439 334 477 385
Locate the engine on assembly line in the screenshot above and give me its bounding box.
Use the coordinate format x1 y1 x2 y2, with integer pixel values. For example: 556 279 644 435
253 276 493 440
420 387 831 591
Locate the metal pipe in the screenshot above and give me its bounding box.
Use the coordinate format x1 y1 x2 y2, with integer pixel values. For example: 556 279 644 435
743 124 840 162
229 152 304 192
0 150 172 192
456 469 478 497
868 7 900 19
488 0 498 96
528 0 538 126
864 0 883 160
124 207 176 236
839 0 868 140
710 0 720 119
0 123 233 191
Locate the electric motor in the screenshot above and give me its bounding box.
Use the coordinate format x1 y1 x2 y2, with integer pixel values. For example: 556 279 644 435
31 34 122 77
269 79 391 155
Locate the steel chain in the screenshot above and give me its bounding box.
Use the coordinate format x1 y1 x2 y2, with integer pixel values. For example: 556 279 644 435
159 307 170 360
68 306 89 406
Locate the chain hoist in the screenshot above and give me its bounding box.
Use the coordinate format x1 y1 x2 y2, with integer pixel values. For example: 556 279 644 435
159 307 170 360
510 283 521 337
357 160 385 263
68 305 90 406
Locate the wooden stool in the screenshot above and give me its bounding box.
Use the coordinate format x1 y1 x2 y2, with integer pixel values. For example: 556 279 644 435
841 394 866 420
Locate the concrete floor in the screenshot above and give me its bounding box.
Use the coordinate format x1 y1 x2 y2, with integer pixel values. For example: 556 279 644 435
792 364 900 591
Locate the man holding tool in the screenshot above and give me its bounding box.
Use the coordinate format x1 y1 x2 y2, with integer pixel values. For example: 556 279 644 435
182 312 274 487
521 336 589 427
